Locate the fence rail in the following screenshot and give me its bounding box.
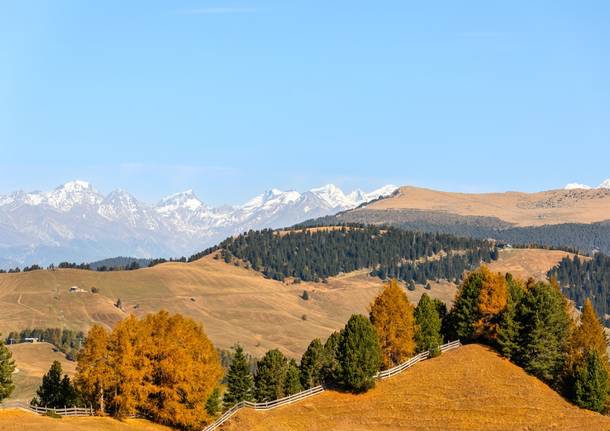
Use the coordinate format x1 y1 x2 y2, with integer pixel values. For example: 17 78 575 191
0 401 95 417
203 340 461 431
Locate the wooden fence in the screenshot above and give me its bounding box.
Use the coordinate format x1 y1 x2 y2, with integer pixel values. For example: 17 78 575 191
203 340 461 431
0 401 95 417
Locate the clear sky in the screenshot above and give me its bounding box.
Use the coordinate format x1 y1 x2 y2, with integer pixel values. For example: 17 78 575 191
1 1 609 205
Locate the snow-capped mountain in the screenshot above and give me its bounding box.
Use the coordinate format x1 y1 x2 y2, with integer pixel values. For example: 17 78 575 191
564 180 610 190
0 181 397 267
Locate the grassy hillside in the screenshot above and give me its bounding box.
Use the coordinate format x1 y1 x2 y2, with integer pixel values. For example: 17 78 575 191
220 344 610 431
365 186 610 226
7 342 76 403
0 410 172 431
0 249 568 359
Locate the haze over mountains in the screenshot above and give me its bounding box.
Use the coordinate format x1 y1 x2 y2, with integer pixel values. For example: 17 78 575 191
0 181 396 268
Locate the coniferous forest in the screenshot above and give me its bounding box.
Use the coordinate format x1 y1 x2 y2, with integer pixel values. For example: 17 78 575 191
549 254 610 324
192 226 498 285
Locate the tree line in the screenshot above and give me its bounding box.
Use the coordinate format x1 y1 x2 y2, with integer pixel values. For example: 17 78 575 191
190 225 498 285
549 253 610 325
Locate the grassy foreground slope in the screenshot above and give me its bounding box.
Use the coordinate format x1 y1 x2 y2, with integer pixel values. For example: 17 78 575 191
0 410 172 431
221 345 610 431
7 342 76 402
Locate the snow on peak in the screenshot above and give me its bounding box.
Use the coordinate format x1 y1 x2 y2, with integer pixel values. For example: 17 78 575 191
156 190 204 214
46 180 102 210
564 183 592 190
598 179 610 189
365 184 398 201
310 184 353 208
241 189 302 213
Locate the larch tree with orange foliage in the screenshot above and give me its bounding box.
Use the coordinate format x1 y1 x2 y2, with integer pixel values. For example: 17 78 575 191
139 311 223 430
369 279 416 369
564 299 609 411
75 324 113 413
75 311 222 430
475 267 508 341
108 315 151 418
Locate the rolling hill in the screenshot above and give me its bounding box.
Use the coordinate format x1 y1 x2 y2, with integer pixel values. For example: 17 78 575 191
306 186 610 254
7 342 76 403
0 247 570 360
364 186 610 226
219 344 610 431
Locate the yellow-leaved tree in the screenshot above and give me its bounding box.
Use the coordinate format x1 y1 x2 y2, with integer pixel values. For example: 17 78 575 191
75 324 113 414
139 311 223 429
475 266 508 340
566 298 609 371
75 311 222 429
369 279 416 369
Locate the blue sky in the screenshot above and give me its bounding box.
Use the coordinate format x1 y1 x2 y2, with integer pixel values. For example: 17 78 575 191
1 1 609 205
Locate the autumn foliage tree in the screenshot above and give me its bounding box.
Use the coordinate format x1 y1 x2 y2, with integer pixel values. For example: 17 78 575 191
369 279 415 369
564 299 609 411
75 312 222 430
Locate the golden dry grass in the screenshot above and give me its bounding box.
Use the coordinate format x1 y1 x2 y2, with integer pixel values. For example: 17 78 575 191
0 255 388 358
0 248 565 362
220 344 610 431
0 409 172 431
366 185 610 226
7 342 77 402
487 248 578 281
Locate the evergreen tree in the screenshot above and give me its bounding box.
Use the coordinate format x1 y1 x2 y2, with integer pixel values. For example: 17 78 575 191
223 345 255 407
496 276 525 360
514 281 570 385
205 388 221 416
338 314 381 392
284 359 302 395
0 336 15 402
60 374 78 407
300 339 325 389
369 279 416 369
35 361 68 408
322 331 342 385
449 269 484 341
414 293 443 356
255 349 288 402
573 350 609 413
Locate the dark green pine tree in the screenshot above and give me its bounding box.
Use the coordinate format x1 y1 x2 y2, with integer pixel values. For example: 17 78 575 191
35 361 65 408
223 345 255 408
0 336 15 402
514 281 570 385
496 276 525 360
284 359 303 395
414 293 443 356
338 314 381 393
448 270 484 341
322 331 342 385
300 338 325 389
255 349 288 402
573 350 609 412
205 387 222 416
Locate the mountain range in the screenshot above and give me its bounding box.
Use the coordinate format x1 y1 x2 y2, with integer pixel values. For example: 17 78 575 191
0 181 396 268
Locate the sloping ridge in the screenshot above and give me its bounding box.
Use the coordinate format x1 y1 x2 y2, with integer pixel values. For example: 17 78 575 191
360 186 610 227
220 345 610 431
